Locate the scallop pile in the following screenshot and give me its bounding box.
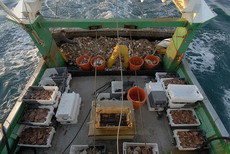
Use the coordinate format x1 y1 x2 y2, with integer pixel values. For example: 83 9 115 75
159 74 176 79
93 58 104 66
171 110 198 124
78 146 104 154
80 57 89 65
60 37 156 68
145 59 157 65
21 108 49 123
126 146 153 154
30 90 53 100
177 131 205 148
163 79 186 88
19 127 52 145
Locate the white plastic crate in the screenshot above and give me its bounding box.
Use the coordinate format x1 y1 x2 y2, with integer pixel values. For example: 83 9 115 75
160 78 176 90
168 100 195 108
22 86 60 105
111 81 125 94
173 129 205 150
18 126 55 148
56 92 81 124
20 106 54 126
70 145 106 154
167 85 204 103
155 72 177 82
167 108 201 127
39 79 66 93
41 67 68 80
123 142 159 154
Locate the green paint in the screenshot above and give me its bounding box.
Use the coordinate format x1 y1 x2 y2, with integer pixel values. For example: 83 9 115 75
41 18 188 28
163 23 201 71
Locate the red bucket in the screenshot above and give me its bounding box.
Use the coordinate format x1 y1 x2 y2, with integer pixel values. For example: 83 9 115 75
76 55 91 70
90 56 106 71
144 55 160 70
127 87 147 109
129 56 144 71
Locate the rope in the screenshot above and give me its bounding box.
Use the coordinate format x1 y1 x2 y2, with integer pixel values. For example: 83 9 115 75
129 33 148 148
115 0 125 153
93 68 97 153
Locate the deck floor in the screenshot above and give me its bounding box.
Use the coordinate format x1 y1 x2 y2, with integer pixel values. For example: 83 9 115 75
37 76 175 154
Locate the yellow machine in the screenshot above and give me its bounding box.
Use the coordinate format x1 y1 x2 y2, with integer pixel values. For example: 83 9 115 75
156 38 172 54
107 41 129 68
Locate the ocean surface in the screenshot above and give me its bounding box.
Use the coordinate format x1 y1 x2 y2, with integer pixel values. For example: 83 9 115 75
0 0 229 132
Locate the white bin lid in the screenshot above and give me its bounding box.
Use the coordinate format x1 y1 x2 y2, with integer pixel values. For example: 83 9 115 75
167 84 204 102
56 92 79 120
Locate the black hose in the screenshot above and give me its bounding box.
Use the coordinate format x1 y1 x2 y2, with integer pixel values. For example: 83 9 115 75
199 136 230 152
61 108 91 154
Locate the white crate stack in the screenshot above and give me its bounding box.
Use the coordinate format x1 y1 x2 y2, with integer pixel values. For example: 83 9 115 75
56 92 82 124
20 67 70 148
123 142 159 154
167 84 203 108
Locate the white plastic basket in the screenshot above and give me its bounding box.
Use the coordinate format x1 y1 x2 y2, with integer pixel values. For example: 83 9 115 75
22 86 60 105
155 72 177 82
123 142 159 154
70 145 106 154
20 106 54 126
167 109 201 127
167 85 204 103
56 92 82 124
39 79 66 93
18 126 56 148
41 67 68 80
173 129 204 150
168 100 195 108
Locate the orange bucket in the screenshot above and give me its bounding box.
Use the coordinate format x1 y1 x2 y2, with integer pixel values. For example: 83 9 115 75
90 56 106 71
76 55 91 70
127 87 147 109
129 56 144 70
144 55 160 70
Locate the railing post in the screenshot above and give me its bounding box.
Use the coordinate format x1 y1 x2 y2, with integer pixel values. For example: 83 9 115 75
25 16 66 67
163 22 202 72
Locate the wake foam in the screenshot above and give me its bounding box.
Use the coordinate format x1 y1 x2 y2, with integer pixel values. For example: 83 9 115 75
186 30 228 73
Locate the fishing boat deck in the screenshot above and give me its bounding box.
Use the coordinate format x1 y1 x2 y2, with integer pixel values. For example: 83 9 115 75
36 75 175 154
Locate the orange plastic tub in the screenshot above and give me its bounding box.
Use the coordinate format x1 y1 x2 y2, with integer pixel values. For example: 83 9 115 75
90 56 106 71
127 87 147 109
76 55 91 70
144 55 159 70
129 56 143 70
